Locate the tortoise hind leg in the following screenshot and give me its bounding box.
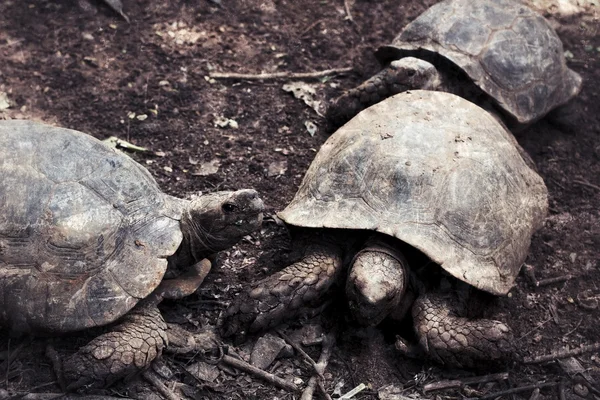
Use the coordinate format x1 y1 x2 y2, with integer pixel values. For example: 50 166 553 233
63 259 212 389
220 242 343 338
407 292 515 368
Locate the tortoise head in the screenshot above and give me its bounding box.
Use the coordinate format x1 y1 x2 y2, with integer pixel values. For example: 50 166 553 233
182 189 264 257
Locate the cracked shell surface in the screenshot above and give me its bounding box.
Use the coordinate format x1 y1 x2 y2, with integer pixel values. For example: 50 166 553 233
375 0 582 124
0 120 186 333
278 91 548 296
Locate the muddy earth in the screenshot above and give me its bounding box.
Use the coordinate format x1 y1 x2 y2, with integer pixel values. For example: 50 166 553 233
0 0 599 399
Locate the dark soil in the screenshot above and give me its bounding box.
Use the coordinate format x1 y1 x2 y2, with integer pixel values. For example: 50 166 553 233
1 0 599 399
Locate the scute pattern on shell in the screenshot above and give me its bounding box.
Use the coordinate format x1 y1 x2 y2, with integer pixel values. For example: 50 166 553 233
278 91 548 296
0 120 184 333
375 0 582 124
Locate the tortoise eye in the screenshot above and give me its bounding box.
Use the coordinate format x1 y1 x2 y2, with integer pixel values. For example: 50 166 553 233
222 203 238 213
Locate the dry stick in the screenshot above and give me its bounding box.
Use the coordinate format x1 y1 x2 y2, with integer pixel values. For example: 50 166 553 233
343 0 354 21
209 67 353 81
574 178 600 192
524 342 600 364
301 20 324 37
142 370 181 400
466 381 559 400
535 275 573 287
423 372 509 393
301 333 336 400
276 329 319 373
221 354 299 392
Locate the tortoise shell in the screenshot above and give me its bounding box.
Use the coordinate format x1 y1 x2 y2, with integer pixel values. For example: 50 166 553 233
375 0 582 124
279 91 548 295
0 120 185 333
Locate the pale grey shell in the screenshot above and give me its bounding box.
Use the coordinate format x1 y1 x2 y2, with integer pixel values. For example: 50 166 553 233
375 0 582 124
279 91 548 295
0 120 184 333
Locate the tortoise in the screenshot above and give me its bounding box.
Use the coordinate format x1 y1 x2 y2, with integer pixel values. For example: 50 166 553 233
327 0 582 128
221 91 548 367
0 120 264 387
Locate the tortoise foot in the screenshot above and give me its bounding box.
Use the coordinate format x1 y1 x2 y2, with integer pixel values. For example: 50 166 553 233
411 292 514 368
219 243 343 339
63 302 168 389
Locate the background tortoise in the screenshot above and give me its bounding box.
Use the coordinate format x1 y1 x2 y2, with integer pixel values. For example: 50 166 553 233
327 0 582 128
221 91 548 367
0 120 264 387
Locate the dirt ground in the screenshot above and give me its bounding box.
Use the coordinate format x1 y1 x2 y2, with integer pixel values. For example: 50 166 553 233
0 0 599 399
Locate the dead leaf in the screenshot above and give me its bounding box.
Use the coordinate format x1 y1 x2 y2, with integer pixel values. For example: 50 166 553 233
0 92 12 111
267 160 287 177
282 81 324 116
213 115 239 129
192 159 221 176
304 120 317 136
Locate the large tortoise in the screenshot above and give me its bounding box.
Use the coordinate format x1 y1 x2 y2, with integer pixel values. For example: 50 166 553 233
0 120 264 386
327 0 582 128
221 91 548 367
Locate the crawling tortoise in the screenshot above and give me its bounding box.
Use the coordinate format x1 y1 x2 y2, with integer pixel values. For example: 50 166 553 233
327 0 582 128
0 120 264 387
221 91 548 367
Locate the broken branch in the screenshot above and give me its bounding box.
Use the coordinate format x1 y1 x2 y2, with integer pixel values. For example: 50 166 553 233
524 342 600 364
142 370 181 400
221 354 298 392
301 332 335 400
423 372 509 392
209 67 353 81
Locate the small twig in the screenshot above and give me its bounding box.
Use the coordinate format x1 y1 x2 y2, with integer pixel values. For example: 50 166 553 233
573 178 600 192
343 0 354 22
563 317 583 337
142 370 181 400
465 381 559 400
300 20 324 37
423 372 509 393
276 329 319 373
209 67 353 81
221 354 298 392
517 317 552 341
524 342 600 364
535 274 573 287
301 332 336 400
340 383 367 399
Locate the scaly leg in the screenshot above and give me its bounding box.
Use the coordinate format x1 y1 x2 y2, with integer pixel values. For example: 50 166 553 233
407 291 514 368
220 243 343 338
63 259 212 389
326 57 441 127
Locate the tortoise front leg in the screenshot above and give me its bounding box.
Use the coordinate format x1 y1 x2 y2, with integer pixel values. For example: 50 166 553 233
326 57 441 127
63 259 212 389
220 243 343 338
406 292 514 368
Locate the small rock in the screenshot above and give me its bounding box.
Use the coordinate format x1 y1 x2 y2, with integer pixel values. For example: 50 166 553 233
250 333 289 370
82 32 94 41
289 324 324 346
